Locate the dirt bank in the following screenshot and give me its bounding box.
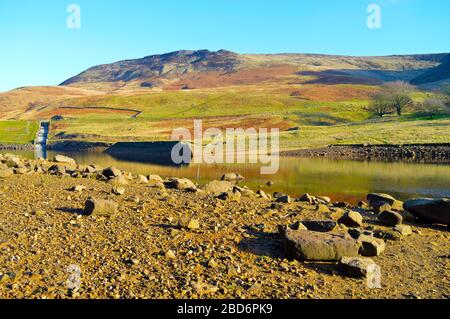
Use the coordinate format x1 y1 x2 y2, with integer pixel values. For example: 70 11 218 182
0 155 448 299
281 144 450 163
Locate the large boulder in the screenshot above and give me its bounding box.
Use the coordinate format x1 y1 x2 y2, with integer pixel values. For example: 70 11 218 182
403 198 450 225
203 180 234 195
54 155 76 165
367 193 403 211
282 228 360 261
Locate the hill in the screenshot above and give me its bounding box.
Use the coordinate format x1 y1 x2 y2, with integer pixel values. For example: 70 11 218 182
59 50 450 91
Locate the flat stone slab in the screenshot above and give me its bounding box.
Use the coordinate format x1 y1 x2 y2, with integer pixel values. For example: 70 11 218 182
283 228 360 261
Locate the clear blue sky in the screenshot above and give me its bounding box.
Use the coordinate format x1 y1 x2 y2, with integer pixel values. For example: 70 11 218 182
0 0 449 92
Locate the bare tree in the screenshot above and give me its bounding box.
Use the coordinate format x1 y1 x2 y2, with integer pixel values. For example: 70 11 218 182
416 98 448 119
366 94 394 118
382 81 415 116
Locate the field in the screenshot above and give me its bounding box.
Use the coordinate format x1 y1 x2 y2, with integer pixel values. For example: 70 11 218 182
0 80 448 149
0 120 39 144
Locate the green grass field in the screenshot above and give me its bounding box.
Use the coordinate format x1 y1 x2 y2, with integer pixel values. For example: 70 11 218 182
0 120 39 144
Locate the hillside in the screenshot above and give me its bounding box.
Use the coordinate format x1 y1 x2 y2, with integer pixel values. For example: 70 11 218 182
59 50 450 91
411 55 450 85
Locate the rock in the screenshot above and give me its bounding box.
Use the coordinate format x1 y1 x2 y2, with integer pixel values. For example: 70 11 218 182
148 180 165 189
278 222 308 235
358 235 385 256
13 167 28 175
84 198 118 217
112 186 125 195
276 195 291 204
266 181 274 187
221 173 244 182
217 190 241 202
102 167 121 179
273 192 287 199
394 225 413 236
282 228 360 261
298 193 314 204
256 190 269 199
367 193 403 210
317 196 331 204
301 220 337 232
208 258 219 268
148 174 163 182
347 228 374 240
403 198 450 225
108 175 129 186
338 257 377 279
371 201 392 214
338 211 364 228
5 157 21 168
54 155 76 165
165 250 176 259
0 168 14 178
333 201 350 208
378 210 403 226
72 185 86 192
165 178 196 191
358 201 369 209
234 186 254 197
316 204 330 213
137 175 149 184
178 216 200 230
48 165 66 176
399 210 416 223
373 229 400 241
204 180 234 195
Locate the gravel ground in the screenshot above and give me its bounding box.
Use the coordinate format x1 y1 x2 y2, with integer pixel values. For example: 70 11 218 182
0 158 448 299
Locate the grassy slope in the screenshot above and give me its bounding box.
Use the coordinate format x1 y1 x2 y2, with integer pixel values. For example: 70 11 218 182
0 120 39 144
41 84 450 149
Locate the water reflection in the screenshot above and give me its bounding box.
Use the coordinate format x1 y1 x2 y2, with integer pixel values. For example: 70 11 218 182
3 150 450 203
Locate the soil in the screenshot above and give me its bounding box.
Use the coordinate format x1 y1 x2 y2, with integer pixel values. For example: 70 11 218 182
0 157 448 299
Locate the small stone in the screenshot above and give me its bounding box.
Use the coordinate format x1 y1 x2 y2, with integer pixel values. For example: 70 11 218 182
358 235 385 256
72 185 86 192
165 250 176 259
137 175 149 184
298 193 314 204
266 181 274 187
338 257 377 278
301 220 337 232
84 198 118 217
164 178 196 191
54 155 76 165
217 190 241 202
338 210 364 228
379 210 403 226
0 168 14 178
393 225 412 236
208 258 219 268
372 201 392 214
178 216 200 230
276 195 291 204
108 175 128 186
102 167 121 179
112 186 125 195
256 190 269 199
221 173 244 182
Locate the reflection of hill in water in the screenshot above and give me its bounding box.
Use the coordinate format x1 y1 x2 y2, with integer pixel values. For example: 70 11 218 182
106 142 191 167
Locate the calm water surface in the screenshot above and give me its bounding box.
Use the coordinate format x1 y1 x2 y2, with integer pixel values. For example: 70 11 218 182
4 150 450 203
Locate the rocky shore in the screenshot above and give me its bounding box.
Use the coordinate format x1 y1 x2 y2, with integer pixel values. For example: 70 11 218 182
281 144 450 163
0 153 448 299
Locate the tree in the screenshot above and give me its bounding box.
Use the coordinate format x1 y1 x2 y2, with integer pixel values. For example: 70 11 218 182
367 94 394 118
416 98 448 119
382 81 415 116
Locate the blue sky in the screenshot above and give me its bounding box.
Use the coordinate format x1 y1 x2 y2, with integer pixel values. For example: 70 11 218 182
0 0 449 92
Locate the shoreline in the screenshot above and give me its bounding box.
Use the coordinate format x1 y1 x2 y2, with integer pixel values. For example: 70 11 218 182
3 141 450 164
0 153 448 299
